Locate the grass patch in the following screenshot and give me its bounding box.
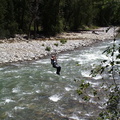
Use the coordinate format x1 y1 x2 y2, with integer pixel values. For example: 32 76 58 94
79 25 99 31
60 39 67 44
45 46 51 51
54 43 59 46
42 43 44 46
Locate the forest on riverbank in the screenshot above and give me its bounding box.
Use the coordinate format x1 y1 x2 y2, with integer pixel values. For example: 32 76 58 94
0 0 120 39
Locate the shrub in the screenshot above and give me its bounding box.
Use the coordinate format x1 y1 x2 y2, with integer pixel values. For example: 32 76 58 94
60 39 67 44
45 46 51 51
54 43 59 46
42 43 44 46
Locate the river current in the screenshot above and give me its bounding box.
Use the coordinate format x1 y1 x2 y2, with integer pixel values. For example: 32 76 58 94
0 39 120 120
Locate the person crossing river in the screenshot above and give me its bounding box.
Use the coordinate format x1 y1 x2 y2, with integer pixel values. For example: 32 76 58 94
51 55 61 75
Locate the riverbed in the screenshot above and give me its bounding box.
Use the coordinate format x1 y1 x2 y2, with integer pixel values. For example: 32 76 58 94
0 27 118 64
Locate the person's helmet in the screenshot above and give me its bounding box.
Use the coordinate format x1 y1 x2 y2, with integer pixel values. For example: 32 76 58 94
51 55 54 57
51 55 56 58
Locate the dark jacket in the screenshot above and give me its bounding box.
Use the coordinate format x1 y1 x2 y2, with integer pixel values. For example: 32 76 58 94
51 58 57 68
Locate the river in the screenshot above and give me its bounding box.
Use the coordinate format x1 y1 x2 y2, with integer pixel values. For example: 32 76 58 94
0 39 119 120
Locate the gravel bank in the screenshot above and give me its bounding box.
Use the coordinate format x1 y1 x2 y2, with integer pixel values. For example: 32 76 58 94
0 27 119 64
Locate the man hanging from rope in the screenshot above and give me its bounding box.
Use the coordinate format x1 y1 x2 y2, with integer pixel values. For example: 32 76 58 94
51 55 61 75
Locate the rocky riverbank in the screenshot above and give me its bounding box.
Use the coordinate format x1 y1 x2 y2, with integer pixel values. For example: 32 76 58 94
0 27 119 64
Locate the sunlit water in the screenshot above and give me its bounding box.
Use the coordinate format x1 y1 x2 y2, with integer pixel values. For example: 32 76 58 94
0 39 119 120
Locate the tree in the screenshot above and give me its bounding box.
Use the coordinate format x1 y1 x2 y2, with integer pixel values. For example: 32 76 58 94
13 0 30 33
27 0 41 38
94 0 120 26
0 0 6 38
64 0 97 31
4 0 18 37
41 0 65 36
0 0 120 38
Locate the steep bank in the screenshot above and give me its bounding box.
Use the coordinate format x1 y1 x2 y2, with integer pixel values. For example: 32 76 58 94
0 27 119 64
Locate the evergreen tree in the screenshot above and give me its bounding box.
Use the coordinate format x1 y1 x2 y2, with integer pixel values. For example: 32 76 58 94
4 0 18 37
0 0 7 38
64 0 96 31
94 0 120 26
13 0 30 33
0 0 120 38
41 0 65 36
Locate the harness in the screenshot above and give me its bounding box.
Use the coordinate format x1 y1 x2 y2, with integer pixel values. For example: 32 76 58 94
51 59 57 68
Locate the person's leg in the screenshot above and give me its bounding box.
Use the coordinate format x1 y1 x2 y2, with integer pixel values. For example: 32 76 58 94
56 66 61 75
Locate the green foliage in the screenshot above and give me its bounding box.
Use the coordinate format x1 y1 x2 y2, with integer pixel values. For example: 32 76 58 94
42 43 45 46
60 39 67 44
41 0 65 36
4 0 18 37
77 81 93 101
0 0 7 38
76 61 81 66
77 79 99 98
94 0 120 26
45 46 51 51
77 34 120 119
91 39 120 119
0 0 120 38
54 43 59 47
63 0 96 30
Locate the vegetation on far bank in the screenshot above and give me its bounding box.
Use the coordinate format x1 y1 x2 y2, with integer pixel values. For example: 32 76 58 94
0 0 120 39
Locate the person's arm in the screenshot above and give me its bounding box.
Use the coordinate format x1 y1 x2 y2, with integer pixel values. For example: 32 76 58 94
51 58 54 64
